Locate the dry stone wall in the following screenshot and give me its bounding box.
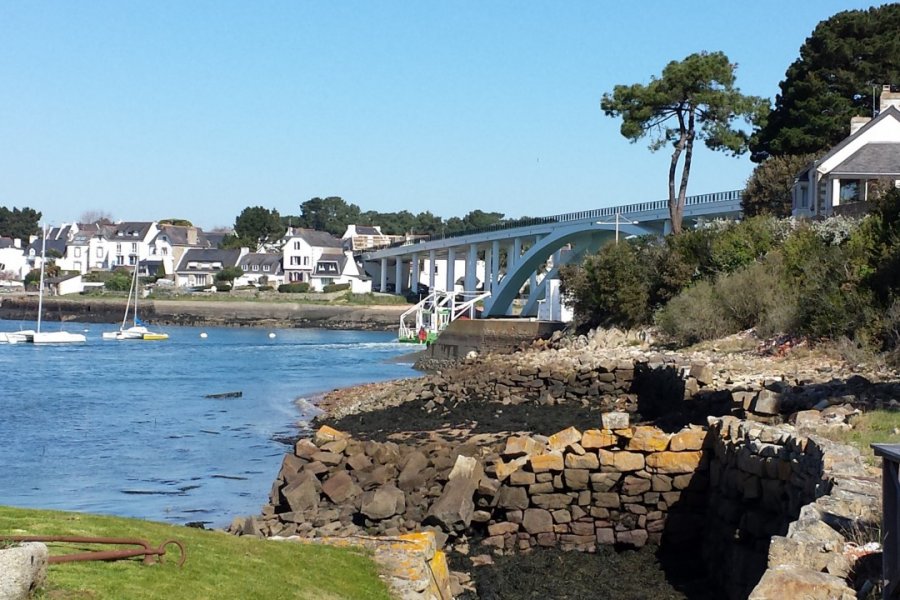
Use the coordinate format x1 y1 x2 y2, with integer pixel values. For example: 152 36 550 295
706 417 880 600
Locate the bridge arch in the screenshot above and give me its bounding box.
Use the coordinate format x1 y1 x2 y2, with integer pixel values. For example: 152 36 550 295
483 222 646 317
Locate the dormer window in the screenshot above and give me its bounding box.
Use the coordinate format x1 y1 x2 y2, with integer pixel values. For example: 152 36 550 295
252 264 259 271
263 265 270 272
242 264 248 271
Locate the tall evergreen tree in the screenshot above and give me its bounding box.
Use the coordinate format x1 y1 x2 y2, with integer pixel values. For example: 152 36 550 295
750 4 900 161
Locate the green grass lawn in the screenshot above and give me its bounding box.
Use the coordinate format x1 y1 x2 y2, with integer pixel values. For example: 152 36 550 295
0 506 391 600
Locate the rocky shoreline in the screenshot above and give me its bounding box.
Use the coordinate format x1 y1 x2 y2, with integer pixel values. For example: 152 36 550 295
0 295 407 331
235 328 890 599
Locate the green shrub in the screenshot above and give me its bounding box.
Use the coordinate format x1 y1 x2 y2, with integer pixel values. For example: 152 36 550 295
655 280 732 346
278 282 310 293
215 282 232 292
258 285 274 292
323 282 351 294
708 216 779 274
560 240 653 329
104 271 133 292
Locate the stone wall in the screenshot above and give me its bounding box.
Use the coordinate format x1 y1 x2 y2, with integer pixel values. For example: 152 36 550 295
239 417 710 554
706 417 880 600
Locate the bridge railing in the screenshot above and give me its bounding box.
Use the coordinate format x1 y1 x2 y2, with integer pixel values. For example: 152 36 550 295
381 189 744 249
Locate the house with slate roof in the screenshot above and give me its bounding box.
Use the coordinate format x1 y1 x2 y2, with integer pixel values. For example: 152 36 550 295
792 85 900 217
149 225 218 278
174 248 247 288
282 227 371 292
236 252 285 287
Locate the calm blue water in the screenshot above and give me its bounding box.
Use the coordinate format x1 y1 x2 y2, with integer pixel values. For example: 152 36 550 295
0 319 417 527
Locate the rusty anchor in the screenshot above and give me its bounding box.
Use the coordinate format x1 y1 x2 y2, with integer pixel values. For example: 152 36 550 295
3 535 186 567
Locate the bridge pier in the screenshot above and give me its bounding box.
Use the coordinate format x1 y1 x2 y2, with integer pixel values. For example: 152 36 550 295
380 258 388 292
429 250 436 291
410 252 419 293
447 247 456 292
491 240 500 294
465 244 478 291
394 257 403 294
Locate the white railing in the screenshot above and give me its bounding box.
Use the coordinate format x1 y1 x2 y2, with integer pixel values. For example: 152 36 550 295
398 289 491 343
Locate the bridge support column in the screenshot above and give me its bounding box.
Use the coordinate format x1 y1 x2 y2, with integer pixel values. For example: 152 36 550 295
491 240 500 294
429 250 436 291
447 247 456 292
484 247 492 293
410 252 419 293
529 272 537 301
465 244 478 292
394 258 403 294
663 219 672 236
380 258 387 292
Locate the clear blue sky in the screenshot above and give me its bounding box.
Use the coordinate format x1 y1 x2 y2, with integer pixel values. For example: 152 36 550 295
0 1 884 230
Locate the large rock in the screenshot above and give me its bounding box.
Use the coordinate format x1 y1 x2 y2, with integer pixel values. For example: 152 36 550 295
397 451 430 491
425 455 483 533
749 565 854 599
282 474 320 512
0 542 49 600
321 471 361 504
360 485 406 520
522 508 554 534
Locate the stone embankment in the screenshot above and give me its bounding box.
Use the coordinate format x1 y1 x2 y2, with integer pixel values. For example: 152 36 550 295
0 296 406 330
235 327 890 598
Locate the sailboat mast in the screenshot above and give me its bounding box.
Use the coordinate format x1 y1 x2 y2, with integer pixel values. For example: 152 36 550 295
37 225 46 334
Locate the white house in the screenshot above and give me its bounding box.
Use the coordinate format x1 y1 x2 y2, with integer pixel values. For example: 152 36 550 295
0 237 29 281
792 85 900 217
174 248 248 288
236 253 285 287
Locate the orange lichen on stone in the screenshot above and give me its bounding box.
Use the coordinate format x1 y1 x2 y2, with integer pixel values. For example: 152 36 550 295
645 451 705 473
626 426 671 452
580 429 617 449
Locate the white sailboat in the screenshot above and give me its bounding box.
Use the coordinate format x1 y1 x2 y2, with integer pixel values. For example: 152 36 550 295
29 226 86 344
102 256 168 341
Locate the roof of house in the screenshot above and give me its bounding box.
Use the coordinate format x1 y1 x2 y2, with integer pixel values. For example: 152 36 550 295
819 106 900 168
314 251 347 276
105 222 154 241
830 142 900 176
240 253 283 272
26 238 67 257
175 248 245 272
287 227 343 249
152 225 213 247
354 225 383 236
0 237 15 249
202 231 227 248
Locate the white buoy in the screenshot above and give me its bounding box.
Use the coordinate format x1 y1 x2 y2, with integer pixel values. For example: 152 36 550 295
268 332 276 339
200 332 208 339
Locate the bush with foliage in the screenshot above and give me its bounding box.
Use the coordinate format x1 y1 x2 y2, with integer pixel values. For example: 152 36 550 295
278 282 311 293
104 271 133 292
322 282 351 294
215 282 232 292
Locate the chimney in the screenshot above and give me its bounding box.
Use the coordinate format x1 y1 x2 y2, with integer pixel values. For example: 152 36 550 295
187 227 198 246
881 84 900 112
13 238 21 249
850 116 871 135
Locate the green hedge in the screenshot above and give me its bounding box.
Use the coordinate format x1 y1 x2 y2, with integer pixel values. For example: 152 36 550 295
278 282 311 293
322 282 351 294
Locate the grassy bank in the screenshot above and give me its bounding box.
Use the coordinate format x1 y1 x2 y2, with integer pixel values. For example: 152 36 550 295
819 409 900 466
0 506 390 600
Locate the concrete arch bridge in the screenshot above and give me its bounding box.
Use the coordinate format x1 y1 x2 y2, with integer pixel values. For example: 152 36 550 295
364 189 743 320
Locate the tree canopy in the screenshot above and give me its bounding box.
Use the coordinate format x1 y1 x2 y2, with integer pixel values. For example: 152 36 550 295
297 197 362 236
750 4 900 161
601 51 766 235
0 206 42 240
742 153 819 217
225 206 283 248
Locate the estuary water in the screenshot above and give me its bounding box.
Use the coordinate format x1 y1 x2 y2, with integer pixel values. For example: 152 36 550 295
0 319 417 527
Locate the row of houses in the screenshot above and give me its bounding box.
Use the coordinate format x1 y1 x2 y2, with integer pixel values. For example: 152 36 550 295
0 223 397 294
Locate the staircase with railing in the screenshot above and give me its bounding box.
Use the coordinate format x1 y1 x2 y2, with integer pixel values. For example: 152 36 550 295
398 290 491 344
